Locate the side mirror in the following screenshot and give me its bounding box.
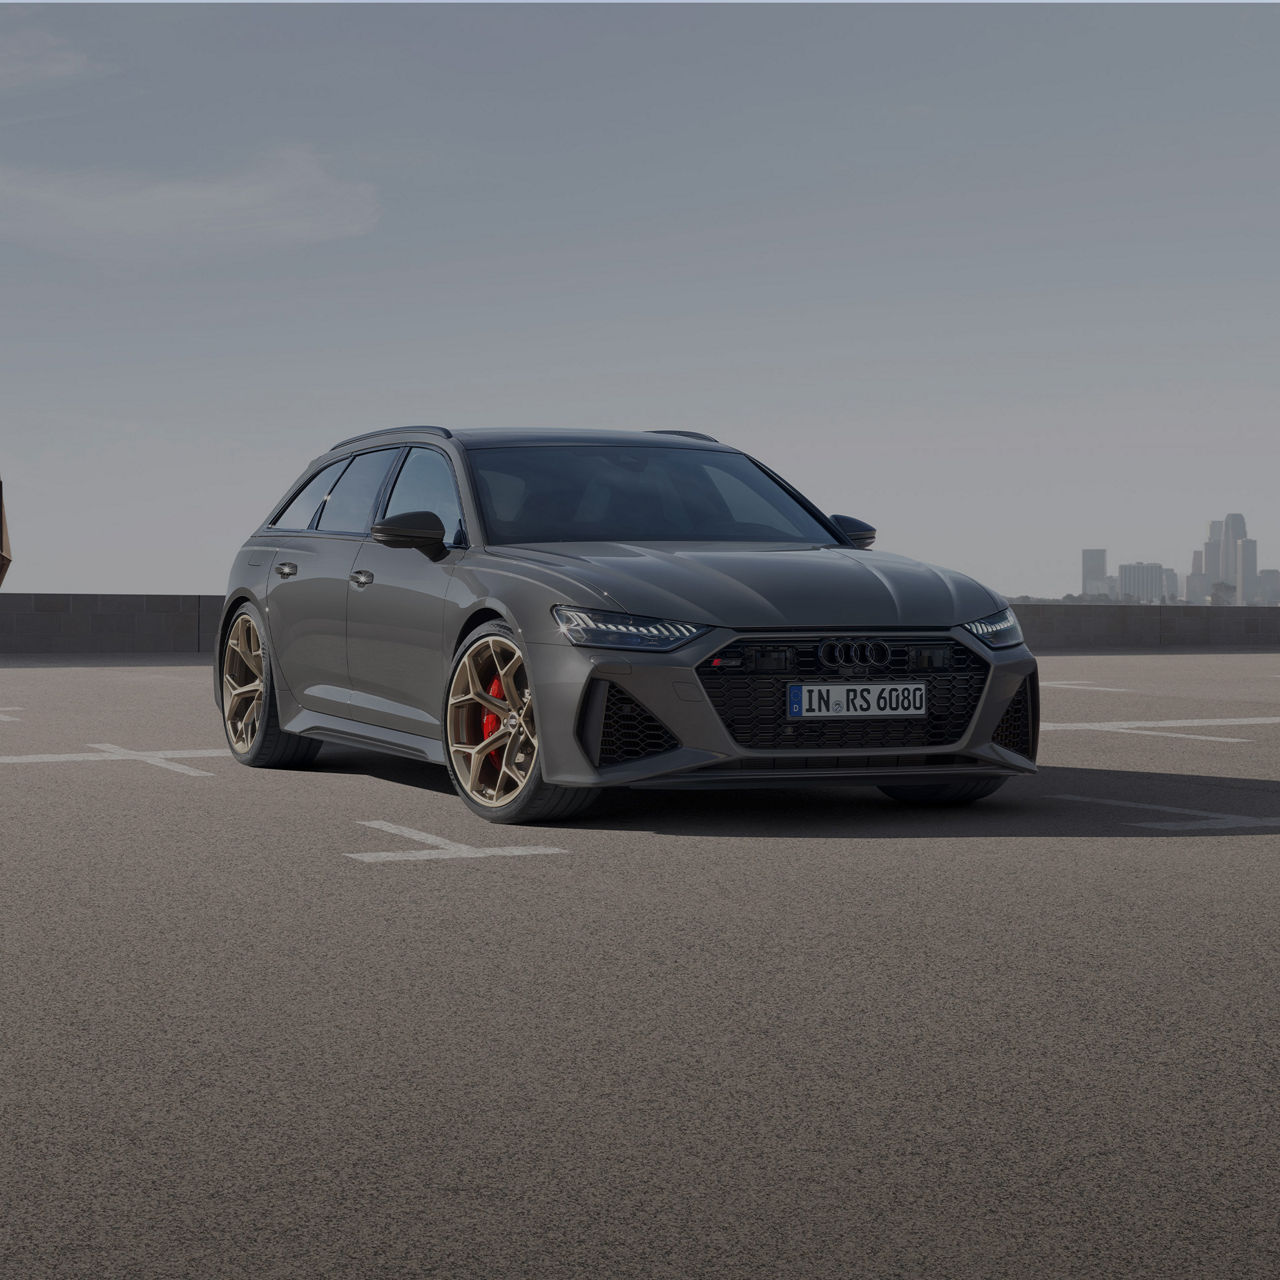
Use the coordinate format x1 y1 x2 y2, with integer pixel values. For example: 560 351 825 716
830 514 876 549
371 510 448 560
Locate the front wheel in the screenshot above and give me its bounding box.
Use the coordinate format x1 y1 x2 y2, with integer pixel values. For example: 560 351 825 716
878 778 1008 807
443 623 597 825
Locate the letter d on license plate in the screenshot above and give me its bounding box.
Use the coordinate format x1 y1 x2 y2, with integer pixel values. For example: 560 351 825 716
787 683 928 718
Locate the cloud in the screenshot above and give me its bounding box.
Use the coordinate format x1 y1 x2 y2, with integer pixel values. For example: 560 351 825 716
0 29 93 92
0 147 380 261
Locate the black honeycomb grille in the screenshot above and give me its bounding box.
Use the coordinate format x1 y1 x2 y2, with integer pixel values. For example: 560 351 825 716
991 676 1037 760
697 636 989 751
597 684 679 767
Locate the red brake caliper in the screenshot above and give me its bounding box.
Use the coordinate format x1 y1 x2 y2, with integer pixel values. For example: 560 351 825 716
481 676 505 767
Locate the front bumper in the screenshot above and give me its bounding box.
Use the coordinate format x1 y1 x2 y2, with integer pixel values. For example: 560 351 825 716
526 627 1039 790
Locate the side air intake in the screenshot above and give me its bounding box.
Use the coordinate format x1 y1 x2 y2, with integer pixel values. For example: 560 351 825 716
991 674 1039 761
579 682 680 768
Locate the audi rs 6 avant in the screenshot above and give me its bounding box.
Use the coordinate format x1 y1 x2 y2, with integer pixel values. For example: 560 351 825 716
216 427 1038 824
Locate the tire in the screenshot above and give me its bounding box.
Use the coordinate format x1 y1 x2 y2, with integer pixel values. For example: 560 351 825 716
219 602 321 769
878 778 1009 807
442 622 598 825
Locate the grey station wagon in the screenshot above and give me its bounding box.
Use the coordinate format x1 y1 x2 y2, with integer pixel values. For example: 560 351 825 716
216 427 1038 823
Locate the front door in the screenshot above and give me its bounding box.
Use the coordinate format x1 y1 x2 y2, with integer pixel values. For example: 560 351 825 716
346 446 468 738
263 448 401 718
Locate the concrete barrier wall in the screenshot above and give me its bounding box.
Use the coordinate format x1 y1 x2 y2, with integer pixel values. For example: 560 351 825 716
1013 603 1280 651
0 594 224 655
0 595 1277 655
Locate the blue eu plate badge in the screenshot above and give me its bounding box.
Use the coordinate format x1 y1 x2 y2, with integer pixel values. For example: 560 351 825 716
788 684 803 717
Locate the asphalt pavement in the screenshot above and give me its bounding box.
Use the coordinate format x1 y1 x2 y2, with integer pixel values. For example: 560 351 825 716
2 652 1279 1278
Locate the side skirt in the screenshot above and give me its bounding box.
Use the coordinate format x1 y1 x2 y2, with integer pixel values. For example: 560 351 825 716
281 706 447 765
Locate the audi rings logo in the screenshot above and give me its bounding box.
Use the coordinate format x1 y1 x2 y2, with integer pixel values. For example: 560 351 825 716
819 639 892 668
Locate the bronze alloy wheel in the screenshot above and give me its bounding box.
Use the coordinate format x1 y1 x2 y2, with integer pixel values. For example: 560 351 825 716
222 612 265 753
447 633 538 807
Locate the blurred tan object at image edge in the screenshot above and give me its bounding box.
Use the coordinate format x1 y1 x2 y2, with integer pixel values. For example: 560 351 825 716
0 475 11 587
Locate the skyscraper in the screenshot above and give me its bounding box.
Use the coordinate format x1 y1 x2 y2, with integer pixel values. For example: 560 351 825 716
1235 539 1258 605
1082 549 1107 596
1191 549 1203 576
1119 562 1164 604
1185 572 1209 603
1205 520 1224 588
1221 513 1247 585
1163 568 1179 601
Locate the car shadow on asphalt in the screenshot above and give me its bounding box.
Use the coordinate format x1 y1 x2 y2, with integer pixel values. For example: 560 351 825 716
311 747 1280 840
312 745 458 795
569 766 1280 840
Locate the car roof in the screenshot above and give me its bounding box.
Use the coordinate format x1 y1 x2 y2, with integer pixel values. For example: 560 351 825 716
325 426 732 454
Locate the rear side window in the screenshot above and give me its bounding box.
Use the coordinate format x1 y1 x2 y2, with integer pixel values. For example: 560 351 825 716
384 448 465 544
271 460 347 531
316 449 398 533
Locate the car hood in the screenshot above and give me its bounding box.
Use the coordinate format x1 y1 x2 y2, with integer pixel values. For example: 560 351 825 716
489 543 1001 629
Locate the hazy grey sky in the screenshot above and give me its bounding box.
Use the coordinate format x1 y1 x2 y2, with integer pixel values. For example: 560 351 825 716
3 5 1278 597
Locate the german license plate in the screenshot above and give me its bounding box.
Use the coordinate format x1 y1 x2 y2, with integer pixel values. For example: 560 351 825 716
787 683 927 718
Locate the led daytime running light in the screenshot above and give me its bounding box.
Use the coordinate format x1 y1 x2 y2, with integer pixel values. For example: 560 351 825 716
553 606 707 651
963 607 1024 648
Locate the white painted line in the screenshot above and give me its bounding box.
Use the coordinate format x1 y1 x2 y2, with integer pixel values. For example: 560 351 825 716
1094 728 1251 743
1040 682 1133 692
86 743 217 777
1054 794 1280 832
0 744 225 773
0 706 22 722
347 820 567 863
1043 716 1280 732
0 751 123 763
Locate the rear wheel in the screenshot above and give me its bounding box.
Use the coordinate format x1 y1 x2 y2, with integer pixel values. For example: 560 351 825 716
878 778 1008 807
443 623 597 825
220 604 320 769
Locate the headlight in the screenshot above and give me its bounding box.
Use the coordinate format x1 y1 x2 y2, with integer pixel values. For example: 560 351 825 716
963 607 1024 648
552 606 709 651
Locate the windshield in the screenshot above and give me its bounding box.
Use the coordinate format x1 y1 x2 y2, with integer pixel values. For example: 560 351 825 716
468 445 834 545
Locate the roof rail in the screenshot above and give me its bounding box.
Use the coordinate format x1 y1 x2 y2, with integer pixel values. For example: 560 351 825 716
645 429 719 443
330 425 452 450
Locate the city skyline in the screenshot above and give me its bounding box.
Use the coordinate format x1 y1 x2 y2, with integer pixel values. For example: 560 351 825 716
1076 510 1280 606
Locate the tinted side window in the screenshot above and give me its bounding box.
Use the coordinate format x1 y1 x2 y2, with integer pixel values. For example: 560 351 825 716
271 460 347 531
384 448 465 544
316 450 397 533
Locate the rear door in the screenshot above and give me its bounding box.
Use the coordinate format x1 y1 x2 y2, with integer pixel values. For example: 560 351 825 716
264 449 399 717
345 446 467 738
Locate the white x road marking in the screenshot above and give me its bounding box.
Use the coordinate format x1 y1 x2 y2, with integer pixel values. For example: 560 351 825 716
1055 794 1280 831
0 743 224 775
347 820 567 863
1041 716 1280 743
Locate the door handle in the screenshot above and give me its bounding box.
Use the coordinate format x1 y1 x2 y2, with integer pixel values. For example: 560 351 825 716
349 569 374 587
275 562 298 579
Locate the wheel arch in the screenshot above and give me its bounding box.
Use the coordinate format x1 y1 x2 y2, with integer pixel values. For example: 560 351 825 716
451 605 514 655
